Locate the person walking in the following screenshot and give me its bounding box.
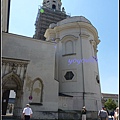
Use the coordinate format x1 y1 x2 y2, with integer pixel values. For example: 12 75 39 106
114 107 119 120
22 104 33 120
98 106 108 120
81 106 87 120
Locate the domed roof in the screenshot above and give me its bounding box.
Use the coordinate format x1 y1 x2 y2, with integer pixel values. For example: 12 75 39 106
57 16 92 26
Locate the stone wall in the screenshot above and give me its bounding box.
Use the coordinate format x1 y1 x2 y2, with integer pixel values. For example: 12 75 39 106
26 110 99 120
58 110 98 120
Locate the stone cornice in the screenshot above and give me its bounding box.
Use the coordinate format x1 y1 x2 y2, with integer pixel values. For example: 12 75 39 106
2 57 30 65
54 21 99 43
54 22 79 32
2 57 29 81
79 34 90 38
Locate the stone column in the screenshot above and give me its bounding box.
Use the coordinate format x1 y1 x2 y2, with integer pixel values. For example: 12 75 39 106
13 89 23 118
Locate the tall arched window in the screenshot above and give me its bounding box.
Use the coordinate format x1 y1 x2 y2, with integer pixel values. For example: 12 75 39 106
31 78 43 103
61 35 78 56
65 40 73 54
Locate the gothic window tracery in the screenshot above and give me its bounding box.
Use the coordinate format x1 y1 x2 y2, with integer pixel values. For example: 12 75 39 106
2 58 29 81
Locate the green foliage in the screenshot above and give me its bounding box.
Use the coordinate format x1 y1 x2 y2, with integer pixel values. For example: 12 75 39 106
104 98 117 110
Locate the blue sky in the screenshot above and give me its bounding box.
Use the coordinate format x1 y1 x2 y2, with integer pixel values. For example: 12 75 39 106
9 0 119 94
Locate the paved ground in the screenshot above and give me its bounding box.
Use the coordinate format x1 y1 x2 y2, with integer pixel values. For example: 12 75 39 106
2 115 114 120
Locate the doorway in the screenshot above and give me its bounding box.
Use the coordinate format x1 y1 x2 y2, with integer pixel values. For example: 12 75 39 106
7 90 16 115
2 72 23 117
2 90 16 115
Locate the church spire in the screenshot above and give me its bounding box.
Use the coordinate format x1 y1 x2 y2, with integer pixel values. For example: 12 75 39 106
42 0 62 11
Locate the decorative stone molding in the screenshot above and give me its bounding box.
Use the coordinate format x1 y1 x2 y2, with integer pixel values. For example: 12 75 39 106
89 40 99 55
2 72 23 106
96 39 101 45
30 78 44 103
61 35 78 43
2 57 30 81
2 72 23 89
55 38 60 43
79 34 90 38
89 40 96 45
48 38 60 43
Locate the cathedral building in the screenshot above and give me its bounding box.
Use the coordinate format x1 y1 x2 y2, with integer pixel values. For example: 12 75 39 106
2 0 102 119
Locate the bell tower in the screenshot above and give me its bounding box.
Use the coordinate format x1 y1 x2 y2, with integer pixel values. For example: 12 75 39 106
43 0 62 11
33 0 69 40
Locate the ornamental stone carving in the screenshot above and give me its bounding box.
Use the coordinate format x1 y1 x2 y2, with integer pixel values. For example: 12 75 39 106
2 57 29 81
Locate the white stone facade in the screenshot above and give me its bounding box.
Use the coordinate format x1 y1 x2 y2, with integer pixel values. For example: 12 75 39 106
2 32 58 119
2 0 102 119
2 16 102 119
45 16 102 112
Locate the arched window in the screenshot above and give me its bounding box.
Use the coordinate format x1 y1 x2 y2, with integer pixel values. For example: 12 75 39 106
52 4 56 9
31 78 43 103
61 35 78 56
65 40 73 54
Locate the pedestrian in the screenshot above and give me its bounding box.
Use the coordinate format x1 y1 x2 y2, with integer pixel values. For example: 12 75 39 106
22 104 33 120
104 107 109 116
98 106 108 120
81 106 87 120
114 107 119 120
9 104 13 114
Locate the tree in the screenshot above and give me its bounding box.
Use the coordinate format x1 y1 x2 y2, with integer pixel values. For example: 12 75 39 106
104 98 117 110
